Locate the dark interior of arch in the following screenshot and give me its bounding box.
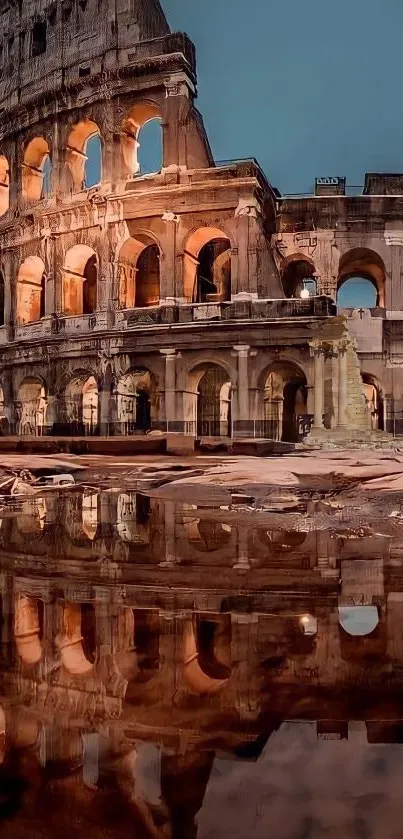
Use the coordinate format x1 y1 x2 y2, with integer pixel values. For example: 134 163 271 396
197 238 231 302
83 255 97 314
32 20 47 57
281 260 316 298
135 244 160 307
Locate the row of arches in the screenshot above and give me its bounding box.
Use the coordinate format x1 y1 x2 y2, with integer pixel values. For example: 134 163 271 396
281 247 385 307
13 227 232 323
0 105 164 213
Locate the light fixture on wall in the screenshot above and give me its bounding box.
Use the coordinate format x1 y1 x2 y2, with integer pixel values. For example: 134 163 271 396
300 287 310 299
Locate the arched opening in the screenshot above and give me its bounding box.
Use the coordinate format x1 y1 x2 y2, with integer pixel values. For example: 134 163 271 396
116 492 151 543
183 228 232 303
121 102 163 178
262 362 308 442
56 602 94 676
182 615 231 695
64 374 99 435
338 606 379 636
362 374 384 431
188 363 232 439
17 378 47 436
22 138 52 201
117 235 160 309
32 20 47 57
82 491 99 540
66 120 102 191
116 609 160 691
116 369 153 434
337 248 385 308
14 596 43 667
62 245 98 316
281 256 317 299
0 156 9 216
0 271 5 327
185 517 232 553
16 256 46 324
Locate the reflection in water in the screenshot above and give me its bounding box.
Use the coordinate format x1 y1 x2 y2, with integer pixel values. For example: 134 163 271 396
1 488 403 835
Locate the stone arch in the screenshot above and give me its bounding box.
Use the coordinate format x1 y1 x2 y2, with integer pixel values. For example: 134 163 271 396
56 602 95 676
66 119 102 190
280 253 317 299
183 227 232 303
259 360 308 442
362 373 384 431
184 517 232 553
17 377 47 436
121 101 163 177
182 615 231 695
337 248 385 308
116 492 151 543
0 155 10 216
22 137 52 201
186 361 233 438
16 256 46 324
64 372 99 435
117 234 160 309
115 368 155 434
14 595 43 667
62 244 98 316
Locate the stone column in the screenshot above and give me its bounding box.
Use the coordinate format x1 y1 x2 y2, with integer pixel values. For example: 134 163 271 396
161 213 179 302
337 340 348 429
161 349 179 431
310 341 324 429
233 345 250 434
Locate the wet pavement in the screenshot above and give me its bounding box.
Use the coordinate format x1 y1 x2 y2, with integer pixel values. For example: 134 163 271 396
0 453 403 837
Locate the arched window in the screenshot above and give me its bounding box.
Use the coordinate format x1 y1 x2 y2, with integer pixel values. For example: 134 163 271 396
121 103 162 178
183 228 232 303
0 156 10 217
117 235 160 309
32 20 47 57
62 245 98 316
84 133 102 189
337 248 385 308
281 257 317 299
338 606 379 636
137 118 163 175
22 138 52 201
337 277 378 308
66 120 102 191
16 256 46 324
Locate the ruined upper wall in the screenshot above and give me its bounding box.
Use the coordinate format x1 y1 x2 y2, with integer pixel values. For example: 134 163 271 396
0 0 174 115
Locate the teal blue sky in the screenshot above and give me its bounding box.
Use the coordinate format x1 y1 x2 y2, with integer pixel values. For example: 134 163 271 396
163 0 403 196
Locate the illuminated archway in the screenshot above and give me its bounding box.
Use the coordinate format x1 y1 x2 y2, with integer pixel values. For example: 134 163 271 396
337 248 385 308
261 361 307 442
14 595 43 666
62 245 98 315
66 120 102 190
183 227 231 303
22 137 52 201
17 377 47 436
0 155 10 216
121 102 163 177
16 256 46 324
117 235 160 309
281 255 317 299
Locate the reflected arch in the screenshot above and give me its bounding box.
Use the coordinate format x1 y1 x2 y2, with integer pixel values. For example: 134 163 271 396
182 615 231 695
183 227 232 303
56 602 95 676
338 606 379 636
337 248 385 308
14 595 43 667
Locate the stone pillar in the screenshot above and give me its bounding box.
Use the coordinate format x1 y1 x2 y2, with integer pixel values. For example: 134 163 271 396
337 340 348 429
161 214 179 302
233 344 250 434
159 501 176 568
310 341 324 429
161 349 179 430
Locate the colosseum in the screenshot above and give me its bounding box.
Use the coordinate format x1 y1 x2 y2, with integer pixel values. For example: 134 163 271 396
0 0 402 447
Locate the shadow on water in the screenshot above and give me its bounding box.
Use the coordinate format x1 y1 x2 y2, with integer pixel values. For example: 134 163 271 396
0 483 402 837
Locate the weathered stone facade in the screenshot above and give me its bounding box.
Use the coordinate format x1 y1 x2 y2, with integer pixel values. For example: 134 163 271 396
0 0 400 443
